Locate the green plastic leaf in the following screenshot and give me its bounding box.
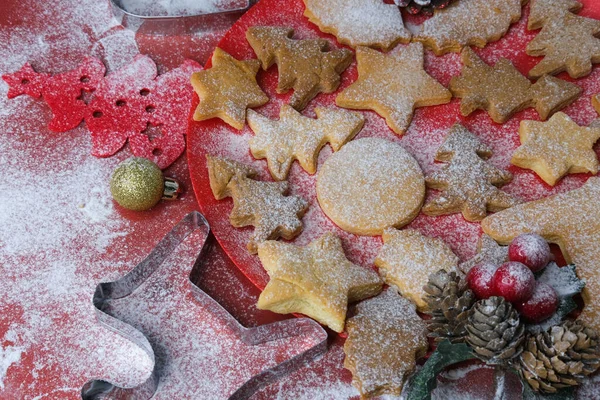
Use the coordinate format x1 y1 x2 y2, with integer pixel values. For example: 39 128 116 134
407 340 477 400
528 263 585 333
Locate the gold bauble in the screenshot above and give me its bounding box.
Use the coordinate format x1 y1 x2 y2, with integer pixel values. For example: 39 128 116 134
110 157 164 211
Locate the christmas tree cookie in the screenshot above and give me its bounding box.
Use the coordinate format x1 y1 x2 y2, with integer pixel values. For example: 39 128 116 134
414 0 526 55
246 26 353 111
423 124 519 221
247 105 364 181
527 0 600 79
344 289 428 398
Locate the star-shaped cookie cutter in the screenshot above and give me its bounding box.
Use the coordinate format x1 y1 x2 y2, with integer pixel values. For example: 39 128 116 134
81 211 328 399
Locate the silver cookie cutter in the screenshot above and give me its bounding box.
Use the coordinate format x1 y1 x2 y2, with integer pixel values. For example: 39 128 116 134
110 0 257 35
81 211 328 399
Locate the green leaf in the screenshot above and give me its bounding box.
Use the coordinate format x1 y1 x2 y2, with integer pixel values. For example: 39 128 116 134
407 340 477 400
528 263 585 334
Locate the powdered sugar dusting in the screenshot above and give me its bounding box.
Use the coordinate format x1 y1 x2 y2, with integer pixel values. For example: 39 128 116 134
0 345 22 390
344 289 428 398
415 0 524 54
303 0 411 50
316 138 425 236
375 228 458 310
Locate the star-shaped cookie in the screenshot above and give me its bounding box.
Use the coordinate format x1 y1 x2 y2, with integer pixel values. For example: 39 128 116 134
511 112 600 186
247 105 364 181
190 48 269 130
375 228 458 311
481 177 600 333
336 43 451 135
256 233 383 332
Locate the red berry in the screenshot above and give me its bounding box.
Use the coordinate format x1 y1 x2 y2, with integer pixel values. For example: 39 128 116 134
515 282 559 323
508 233 551 272
492 262 535 303
466 262 498 299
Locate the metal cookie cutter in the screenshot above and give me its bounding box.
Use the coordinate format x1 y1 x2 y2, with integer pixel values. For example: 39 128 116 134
110 0 257 35
82 211 327 399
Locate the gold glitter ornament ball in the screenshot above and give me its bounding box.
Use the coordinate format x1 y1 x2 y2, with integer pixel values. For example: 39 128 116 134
110 157 164 211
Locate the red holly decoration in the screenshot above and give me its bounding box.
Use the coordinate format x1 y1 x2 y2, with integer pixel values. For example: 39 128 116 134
466 262 498 299
2 55 202 169
508 233 552 273
515 282 559 323
492 261 535 303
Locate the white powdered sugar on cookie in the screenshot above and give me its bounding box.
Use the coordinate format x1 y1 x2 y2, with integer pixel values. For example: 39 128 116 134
303 0 411 51
316 138 425 236
482 177 600 334
375 228 459 311
415 0 526 55
344 288 428 398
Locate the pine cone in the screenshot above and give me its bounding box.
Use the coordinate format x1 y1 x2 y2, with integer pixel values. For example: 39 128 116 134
395 0 455 15
518 320 600 394
466 296 525 365
423 269 475 343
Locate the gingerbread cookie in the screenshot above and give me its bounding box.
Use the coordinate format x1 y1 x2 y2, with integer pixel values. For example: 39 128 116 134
247 105 364 181
256 233 383 332
481 177 600 334
303 0 411 51
414 0 526 55
206 155 308 253
246 26 353 111
316 138 425 236
336 43 451 135
344 288 428 398
190 48 268 130
528 0 582 30
423 124 519 222
375 228 458 311
450 48 581 124
526 1 600 79
206 154 257 200
511 112 600 186
459 234 509 275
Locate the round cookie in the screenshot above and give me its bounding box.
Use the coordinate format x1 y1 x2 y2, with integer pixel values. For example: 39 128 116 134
316 138 425 236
